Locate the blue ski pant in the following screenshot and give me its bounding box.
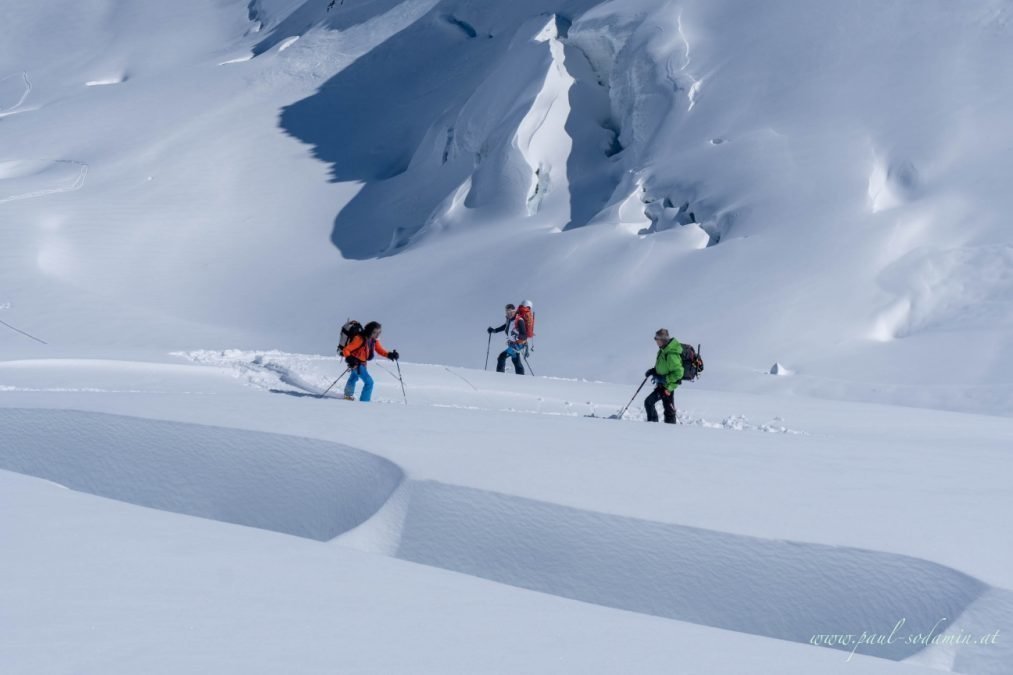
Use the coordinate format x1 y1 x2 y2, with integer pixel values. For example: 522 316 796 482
344 365 374 401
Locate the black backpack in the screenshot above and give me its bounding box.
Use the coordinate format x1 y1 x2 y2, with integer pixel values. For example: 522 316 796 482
679 343 704 382
338 319 362 353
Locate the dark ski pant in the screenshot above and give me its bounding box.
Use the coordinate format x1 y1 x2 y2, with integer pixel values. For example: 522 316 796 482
496 349 525 375
645 386 676 423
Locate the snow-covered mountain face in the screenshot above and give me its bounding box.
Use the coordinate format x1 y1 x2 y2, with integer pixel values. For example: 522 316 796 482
3 0 1012 413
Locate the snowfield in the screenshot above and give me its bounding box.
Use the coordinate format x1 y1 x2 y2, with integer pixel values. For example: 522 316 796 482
3 0 1013 671
2 355 1012 673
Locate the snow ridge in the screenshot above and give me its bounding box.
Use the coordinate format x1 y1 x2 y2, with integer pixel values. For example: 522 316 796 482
0 408 403 541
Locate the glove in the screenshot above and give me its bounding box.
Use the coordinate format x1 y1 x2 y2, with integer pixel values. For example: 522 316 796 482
645 368 657 378
487 327 494 334
388 350 400 361
346 356 361 368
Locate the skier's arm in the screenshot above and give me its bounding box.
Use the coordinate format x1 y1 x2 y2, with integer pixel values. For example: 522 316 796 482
374 340 389 358
491 322 507 334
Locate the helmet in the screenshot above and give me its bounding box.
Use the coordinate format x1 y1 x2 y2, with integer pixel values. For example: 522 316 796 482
521 300 533 310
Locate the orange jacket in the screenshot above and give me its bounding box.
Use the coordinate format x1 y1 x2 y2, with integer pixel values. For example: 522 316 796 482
341 334 388 363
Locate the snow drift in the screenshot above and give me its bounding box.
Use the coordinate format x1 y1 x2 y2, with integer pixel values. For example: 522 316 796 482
0 407 402 540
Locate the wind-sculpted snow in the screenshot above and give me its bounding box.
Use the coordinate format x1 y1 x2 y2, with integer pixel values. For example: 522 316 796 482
280 1 604 258
874 244 1013 340
339 479 1008 667
0 408 403 541
0 403 1005 670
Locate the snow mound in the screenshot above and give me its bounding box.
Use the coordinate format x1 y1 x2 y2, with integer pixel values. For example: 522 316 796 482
85 75 127 86
0 408 403 541
770 362 792 376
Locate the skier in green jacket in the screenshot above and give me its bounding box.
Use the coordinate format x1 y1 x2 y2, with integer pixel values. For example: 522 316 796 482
644 328 683 424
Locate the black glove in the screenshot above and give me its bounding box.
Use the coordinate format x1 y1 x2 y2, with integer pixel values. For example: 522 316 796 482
645 368 657 378
346 356 361 368
487 327 494 334
388 350 400 361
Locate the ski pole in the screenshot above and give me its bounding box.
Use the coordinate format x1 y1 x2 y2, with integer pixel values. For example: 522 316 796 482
523 353 535 376
320 367 350 398
484 333 492 370
395 359 407 405
614 376 649 420
0 318 47 345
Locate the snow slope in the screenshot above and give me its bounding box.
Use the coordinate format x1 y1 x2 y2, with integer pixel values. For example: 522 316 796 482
2 355 1012 672
2 0 1012 414
3 0 1013 671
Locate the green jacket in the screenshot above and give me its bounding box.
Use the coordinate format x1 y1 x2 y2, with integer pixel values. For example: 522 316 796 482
654 338 684 391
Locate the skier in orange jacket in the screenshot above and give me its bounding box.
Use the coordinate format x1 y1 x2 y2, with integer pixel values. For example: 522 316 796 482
339 321 399 401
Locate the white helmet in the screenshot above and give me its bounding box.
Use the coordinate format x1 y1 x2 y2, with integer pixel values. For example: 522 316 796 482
521 299 533 310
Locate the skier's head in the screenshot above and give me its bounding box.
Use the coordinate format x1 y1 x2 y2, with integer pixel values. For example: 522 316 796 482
505 303 516 318
654 328 670 345
520 300 533 311
363 321 382 338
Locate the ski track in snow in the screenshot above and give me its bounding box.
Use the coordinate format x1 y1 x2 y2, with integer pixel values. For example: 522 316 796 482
0 160 90 204
0 385 213 394
0 71 32 117
444 366 479 391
